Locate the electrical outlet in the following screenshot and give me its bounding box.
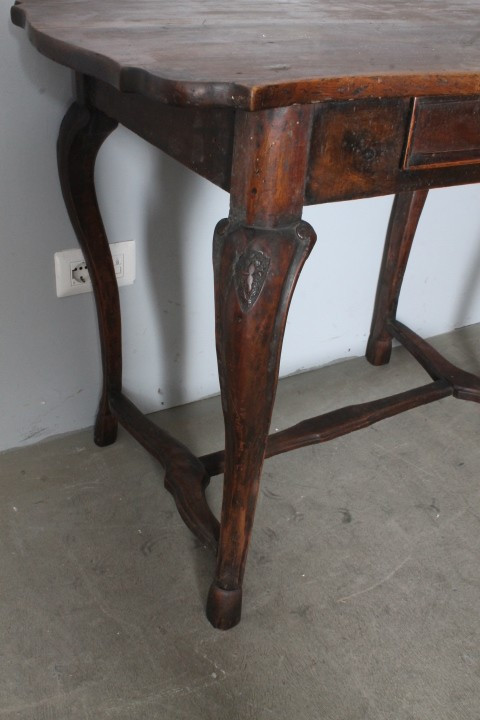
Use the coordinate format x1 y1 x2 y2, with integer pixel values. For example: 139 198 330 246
71 260 90 286
54 241 135 297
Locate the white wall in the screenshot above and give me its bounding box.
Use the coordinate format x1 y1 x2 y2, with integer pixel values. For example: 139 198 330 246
2 1 480 452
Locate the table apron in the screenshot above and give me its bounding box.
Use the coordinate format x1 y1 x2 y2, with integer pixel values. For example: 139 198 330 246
85 77 480 206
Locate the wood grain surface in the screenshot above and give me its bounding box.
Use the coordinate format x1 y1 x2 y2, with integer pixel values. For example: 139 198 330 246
11 0 480 109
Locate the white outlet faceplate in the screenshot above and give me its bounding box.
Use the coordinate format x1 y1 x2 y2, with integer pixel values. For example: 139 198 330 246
54 241 135 297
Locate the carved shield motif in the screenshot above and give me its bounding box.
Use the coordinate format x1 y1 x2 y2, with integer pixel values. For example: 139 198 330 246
235 249 270 312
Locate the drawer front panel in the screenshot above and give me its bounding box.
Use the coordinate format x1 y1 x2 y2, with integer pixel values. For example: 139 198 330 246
306 98 411 203
404 97 480 170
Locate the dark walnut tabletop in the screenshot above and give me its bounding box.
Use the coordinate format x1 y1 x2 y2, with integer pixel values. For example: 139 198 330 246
11 0 480 109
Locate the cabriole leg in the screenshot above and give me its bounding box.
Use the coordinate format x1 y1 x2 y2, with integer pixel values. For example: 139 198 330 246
57 101 120 446
206 218 316 629
366 190 428 366
206 105 316 629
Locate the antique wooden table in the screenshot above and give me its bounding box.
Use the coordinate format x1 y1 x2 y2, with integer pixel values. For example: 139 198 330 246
11 0 480 629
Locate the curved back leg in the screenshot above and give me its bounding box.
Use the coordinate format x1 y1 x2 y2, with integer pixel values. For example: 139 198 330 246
366 189 428 366
57 101 121 446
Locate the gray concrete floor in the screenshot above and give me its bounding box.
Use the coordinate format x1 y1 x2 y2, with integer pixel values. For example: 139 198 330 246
2 326 480 719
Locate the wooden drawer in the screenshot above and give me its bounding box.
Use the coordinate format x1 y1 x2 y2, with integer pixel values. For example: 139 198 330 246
403 96 480 170
305 97 480 205
305 98 412 203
